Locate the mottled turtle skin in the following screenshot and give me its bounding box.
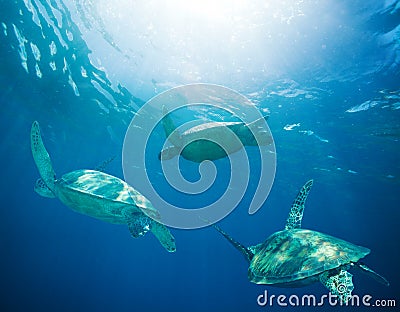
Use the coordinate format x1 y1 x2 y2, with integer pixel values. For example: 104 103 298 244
159 106 272 162
214 180 389 302
31 121 176 252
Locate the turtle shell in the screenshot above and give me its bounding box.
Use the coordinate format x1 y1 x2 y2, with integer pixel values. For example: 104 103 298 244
183 121 242 135
249 229 370 285
56 169 160 222
179 121 245 162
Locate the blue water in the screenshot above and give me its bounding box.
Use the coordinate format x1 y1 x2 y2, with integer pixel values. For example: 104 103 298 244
1 0 399 311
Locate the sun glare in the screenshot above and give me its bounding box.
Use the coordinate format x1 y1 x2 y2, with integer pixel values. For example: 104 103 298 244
166 0 249 22
87 0 311 92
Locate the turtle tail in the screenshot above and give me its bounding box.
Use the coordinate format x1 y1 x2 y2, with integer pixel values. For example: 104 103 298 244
31 121 56 194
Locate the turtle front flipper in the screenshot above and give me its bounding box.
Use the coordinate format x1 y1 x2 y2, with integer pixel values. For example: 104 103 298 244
319 268 354 303
213 224 254 262
31 121 56 194
285 180 313 230
150 221 176 252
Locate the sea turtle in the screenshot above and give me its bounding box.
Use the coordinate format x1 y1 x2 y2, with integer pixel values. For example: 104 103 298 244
31 121 176 252
159 106 272 162
213 180 389 302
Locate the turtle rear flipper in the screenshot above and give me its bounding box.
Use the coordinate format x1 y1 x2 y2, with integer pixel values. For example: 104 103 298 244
35 178 56 198
122 209 151 238
354 262 390 286
319 268 354 303
31 121 56 193
150 221 176 253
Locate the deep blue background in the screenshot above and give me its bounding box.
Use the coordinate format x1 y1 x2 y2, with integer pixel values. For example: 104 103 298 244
1 1 399 311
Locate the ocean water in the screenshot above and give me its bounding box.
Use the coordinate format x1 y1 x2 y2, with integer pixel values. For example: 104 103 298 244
1 1 399 311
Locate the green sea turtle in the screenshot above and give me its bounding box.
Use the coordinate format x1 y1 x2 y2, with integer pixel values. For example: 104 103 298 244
213 180 389 302
31 121 176 252
159 106 272 162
